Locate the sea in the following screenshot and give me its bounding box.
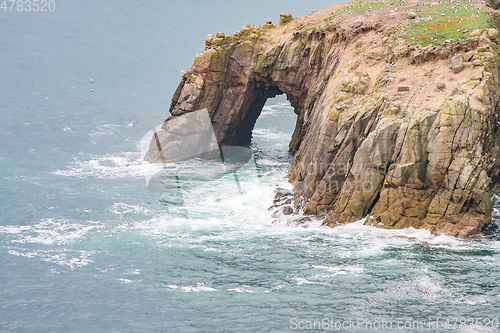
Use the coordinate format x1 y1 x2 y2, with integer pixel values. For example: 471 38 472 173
1 1 500 332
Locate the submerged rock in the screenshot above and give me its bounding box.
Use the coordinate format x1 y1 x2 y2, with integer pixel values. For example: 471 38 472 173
146 0 500 237
282 206 294 215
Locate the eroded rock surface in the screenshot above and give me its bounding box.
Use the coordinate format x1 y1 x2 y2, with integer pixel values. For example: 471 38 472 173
146 0 500 237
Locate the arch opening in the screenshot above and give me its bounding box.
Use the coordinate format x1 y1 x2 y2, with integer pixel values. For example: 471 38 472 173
251 95 297 158
211 82 304 156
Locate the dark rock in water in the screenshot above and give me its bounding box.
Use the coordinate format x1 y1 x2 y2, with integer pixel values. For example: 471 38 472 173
145 0 500 237
282 206 294 215
270 187 295 211
274 187 293 200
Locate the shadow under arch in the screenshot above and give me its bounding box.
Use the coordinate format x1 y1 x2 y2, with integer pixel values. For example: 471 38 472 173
208 76 306 156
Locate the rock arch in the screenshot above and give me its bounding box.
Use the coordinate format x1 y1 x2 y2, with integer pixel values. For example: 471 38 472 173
166 29 336 155
146 7 500 237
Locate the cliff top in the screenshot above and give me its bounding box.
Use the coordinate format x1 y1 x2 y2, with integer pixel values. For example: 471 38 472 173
199 0 498 130
204 0 496 48
302 0 493 47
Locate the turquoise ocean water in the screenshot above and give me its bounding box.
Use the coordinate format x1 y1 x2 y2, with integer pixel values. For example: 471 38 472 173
1 1 500 332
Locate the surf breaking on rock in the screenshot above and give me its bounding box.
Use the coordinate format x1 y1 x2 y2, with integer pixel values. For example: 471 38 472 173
145 0 500 237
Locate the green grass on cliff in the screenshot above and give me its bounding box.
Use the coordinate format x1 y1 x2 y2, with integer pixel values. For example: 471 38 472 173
398 1 491 46
342 0 391 14
324 0 493 47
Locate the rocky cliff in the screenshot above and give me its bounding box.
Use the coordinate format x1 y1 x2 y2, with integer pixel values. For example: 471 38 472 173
146 0 500 237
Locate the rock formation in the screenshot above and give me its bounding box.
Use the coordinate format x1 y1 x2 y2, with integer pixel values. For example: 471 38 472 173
146 0 500 237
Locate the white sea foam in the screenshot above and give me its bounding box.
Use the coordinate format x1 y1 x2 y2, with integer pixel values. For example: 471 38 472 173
110 203 151 215
0 225 32 234
461 295 488 305
8 248 95 268
123 269 141 275
289 265 365 287
293 277 316 285
90 123 122 136
165 284 179 289
1 218 99 267
267 284 286 292
375 274 453 305
228 286 256 293
2 218 102 269
312 264 364 276
54 152 146 179
165 283 217 292
1 218 99 245
182 284 217 292
260 101 294 117
255 159 282 166
132 170 297 242
228 284 285 293
253 127 291 144
314 218 476 250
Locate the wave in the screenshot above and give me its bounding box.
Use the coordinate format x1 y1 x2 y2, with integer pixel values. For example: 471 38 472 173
164 282 217 293
260 101 294 117
53 152 146 179
0 218 100 245
6 247 95 269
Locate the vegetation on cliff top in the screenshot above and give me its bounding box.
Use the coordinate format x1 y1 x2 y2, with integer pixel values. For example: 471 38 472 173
323 0 493 47
398 0 491 46
204 0 496 52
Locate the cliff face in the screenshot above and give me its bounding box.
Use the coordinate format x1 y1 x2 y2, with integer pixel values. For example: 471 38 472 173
146 0 500 237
